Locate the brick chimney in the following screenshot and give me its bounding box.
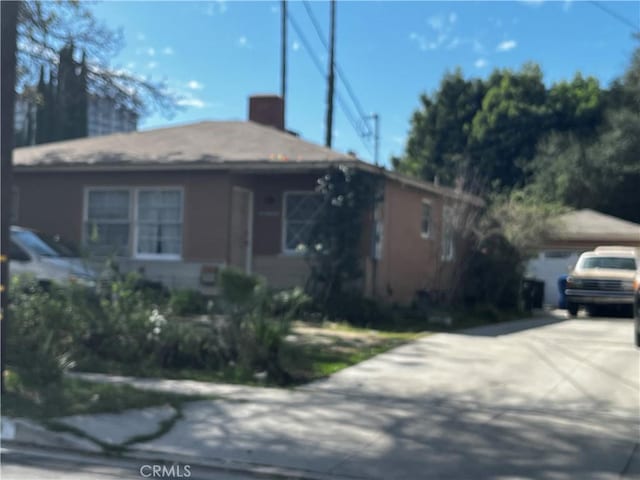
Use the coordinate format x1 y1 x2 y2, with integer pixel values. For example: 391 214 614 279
248 95 284 131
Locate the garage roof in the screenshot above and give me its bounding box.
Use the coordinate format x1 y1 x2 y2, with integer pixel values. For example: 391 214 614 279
553 209 640 242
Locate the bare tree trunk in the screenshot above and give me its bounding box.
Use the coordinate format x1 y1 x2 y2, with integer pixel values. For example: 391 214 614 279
1 0 19 393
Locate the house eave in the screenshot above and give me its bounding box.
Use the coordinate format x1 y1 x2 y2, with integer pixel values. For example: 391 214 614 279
14 158 484 206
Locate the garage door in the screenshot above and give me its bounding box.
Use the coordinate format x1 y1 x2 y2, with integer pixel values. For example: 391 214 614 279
527 250 582 308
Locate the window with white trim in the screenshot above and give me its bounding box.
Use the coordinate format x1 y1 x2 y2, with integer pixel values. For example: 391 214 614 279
85 189 131 255
441 206 455 261
421 200 431 238
136 189 183 257
283 192 323 253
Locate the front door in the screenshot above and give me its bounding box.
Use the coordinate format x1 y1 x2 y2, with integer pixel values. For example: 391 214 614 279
229 187 253 273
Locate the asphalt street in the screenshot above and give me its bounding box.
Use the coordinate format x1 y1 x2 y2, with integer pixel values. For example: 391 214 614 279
0 445 262 480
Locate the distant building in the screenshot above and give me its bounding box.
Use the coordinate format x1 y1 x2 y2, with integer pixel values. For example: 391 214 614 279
14 97 36 146
14 94 138 146
87 96 138 137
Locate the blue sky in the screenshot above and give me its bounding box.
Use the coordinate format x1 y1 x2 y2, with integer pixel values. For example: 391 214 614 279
90 0 639 167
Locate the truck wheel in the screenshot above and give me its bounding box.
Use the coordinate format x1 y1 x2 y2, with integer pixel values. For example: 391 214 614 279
567 302 579 317
586 305 600 317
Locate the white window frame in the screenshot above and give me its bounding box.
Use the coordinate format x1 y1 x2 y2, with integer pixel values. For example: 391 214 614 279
83 186 184 260
133 187 184 261
83 186 133 256
420 199 432 239
281 191 324 255
441 206 455 262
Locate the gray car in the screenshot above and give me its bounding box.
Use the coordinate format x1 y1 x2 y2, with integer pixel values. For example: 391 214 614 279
9 226 97 287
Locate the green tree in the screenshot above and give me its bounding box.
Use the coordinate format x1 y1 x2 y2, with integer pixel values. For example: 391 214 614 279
468 63 548 189
394 64 607 192
527 46 640 223
305 166 382 305
392 70 485 186
547 74 604 135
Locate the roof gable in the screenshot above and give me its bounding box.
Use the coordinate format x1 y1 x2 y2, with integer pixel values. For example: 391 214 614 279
13 121 352 166
554 209 640 241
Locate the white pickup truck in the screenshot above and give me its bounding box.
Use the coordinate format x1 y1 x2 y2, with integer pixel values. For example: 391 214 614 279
565 246 639 319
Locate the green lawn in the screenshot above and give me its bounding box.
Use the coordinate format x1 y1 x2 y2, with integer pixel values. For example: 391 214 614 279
279 322 424 383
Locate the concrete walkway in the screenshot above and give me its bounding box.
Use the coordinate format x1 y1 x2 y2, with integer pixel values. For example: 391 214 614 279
16 316 640 479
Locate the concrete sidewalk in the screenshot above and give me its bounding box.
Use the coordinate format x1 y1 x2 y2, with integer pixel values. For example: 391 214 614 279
4 316 640 479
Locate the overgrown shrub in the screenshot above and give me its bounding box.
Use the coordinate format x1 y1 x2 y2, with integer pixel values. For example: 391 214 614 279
83 272 167 365
217 268 310 383
323 292 396 328
7 277 90 385
305 166 383 305
218 267 261 306
458 233 524 310
8 265 308 386
169 289 209 316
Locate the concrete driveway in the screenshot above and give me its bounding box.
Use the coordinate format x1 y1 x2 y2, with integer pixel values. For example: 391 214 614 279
136 316 639 479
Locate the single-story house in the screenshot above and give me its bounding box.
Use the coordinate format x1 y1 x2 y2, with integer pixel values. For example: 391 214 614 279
527 209 640 307
11 95 483 304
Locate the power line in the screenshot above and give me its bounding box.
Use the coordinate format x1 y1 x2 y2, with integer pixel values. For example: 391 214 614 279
301 0 372 138
589 1 640 33
286 11 373 155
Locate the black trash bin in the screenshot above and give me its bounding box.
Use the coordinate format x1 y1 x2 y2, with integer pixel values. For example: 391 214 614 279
522 278 545 310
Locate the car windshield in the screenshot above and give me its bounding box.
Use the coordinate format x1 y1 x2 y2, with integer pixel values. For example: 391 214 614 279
37 232 80 258
12 230 63 258
579 256 637 270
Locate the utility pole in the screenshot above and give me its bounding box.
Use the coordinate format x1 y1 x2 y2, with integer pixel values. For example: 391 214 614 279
371 113 380 166
281 0 287 129
324 0 336 148
1 0 19 393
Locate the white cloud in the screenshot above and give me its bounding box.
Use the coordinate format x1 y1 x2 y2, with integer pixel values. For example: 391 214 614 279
205 0 227 16
392 136 405 145
447 37 461 50
271 5 278 14
147 47 156 57
563 0 572 12
238 36 249 48
473 39 485 54
162 47 174 55
292 41 300 52
496 40 517 51
147 61 158 69
187 80 204 90
126 62 136 69
519 0 544 5
409 32 428 51
449 12 457 24
474 58 488 69
177 98 206 109
136 33 146 41
427 15 445 31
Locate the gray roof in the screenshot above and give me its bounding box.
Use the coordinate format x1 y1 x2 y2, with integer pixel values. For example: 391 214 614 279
13 121 352 166
554 209 640 242
12 120 484 206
